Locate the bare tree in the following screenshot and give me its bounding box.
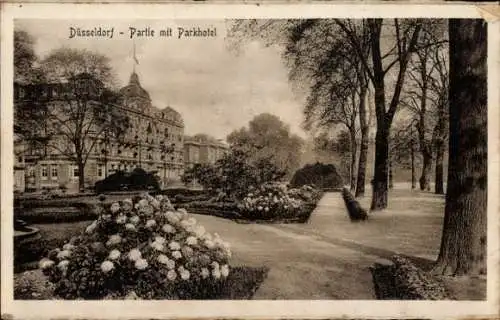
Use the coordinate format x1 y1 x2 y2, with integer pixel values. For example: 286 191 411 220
401 23 448 191
337 19 424 210
228 19 371 194
18 47 129 191
430 45 449 195
390 120 420 190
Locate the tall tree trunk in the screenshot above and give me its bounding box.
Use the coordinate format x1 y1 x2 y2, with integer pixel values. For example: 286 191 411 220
420 147 433 191
349 130 357 192
411 143 416 190
433 102 447 195
388 159 394 189
434 146 444 194
368 18 420 210
371 123 390 210
434 139 445 194
369 20 389 211
433 19 487 276
77 160 85 192
355 80 369 198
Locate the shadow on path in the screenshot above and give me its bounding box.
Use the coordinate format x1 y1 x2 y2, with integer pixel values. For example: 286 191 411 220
276 224 436 270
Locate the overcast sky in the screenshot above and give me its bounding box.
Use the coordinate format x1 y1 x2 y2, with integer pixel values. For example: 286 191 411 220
16 19 307 141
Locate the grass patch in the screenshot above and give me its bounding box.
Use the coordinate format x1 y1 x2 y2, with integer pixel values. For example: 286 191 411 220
14 221 91 273
218 266 269 299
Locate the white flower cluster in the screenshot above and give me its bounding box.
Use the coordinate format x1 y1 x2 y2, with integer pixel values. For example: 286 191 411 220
40 192 232 296
240 184 303 215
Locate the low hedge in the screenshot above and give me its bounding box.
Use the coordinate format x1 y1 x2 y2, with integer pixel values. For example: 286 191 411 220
14 230 45 269
179 201 241 220
370 255 451 300
15 203 97 224
341 187 368 221
180 199 319 224
157 188 207 198
171 193 212 204
16 198 96 208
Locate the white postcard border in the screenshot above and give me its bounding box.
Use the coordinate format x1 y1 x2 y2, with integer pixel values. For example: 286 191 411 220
1 3 499 319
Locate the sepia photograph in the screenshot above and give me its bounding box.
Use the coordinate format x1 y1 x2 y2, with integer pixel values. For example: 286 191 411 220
1 3 499 320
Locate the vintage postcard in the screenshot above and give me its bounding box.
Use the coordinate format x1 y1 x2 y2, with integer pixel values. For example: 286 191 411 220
1 2 499 320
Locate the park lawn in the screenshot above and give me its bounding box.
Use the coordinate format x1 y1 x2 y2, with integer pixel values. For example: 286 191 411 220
33 220 92 250
15 186 486 300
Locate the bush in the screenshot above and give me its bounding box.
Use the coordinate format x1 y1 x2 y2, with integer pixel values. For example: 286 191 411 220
288 185 323 203
290 162 343 190
15 205 98 224
237 183 306 220
129 168 160 191
181 149 285 200
341 187 368 221
14 230 45 267
180 201 240 220
14 198 98 224
95 169 160 193
370 255 450 300
38 193 232 299
14 270 55 300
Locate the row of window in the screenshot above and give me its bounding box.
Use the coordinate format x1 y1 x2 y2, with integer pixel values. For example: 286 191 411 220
35 165 79 181
15 82 102 101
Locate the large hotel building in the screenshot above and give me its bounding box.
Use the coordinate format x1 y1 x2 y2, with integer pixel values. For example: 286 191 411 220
14 71 185 192
14 70 229 193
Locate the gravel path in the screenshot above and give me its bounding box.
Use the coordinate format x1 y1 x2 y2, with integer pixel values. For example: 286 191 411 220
192 189 445 299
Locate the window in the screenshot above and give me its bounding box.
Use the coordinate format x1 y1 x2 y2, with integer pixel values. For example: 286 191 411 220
41 166 48 180
51 166 58 180
97 165 103 177
73 166 79 178
18 156 23 163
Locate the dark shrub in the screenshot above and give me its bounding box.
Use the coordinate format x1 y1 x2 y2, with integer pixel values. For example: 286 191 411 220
129 168 160 191
341 187 368 221
14 201 98 224
370 255 450 300
95 169 160 193
157 188 207 198
290 162 343 190
95 170 129 193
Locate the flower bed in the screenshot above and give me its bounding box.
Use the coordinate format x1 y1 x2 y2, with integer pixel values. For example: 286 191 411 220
370 255 451 300
237 184 322 222
173 185 322 224
38 193 232 299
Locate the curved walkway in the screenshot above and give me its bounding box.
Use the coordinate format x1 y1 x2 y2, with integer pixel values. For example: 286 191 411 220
193 189 445 299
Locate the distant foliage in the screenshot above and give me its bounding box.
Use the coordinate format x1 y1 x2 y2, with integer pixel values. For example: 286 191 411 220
290 162 343 189
181 149 285 201
227 113 304 178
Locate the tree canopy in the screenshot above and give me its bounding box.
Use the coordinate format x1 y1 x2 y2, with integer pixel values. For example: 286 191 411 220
227 113 304 178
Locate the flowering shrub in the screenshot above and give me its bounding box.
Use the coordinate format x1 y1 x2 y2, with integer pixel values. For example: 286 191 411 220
287 185 323 203
38 193 231 299
237 183 305 220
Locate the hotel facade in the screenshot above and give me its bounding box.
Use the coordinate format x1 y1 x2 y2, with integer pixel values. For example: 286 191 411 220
184 134 229 169
14 71 185 192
